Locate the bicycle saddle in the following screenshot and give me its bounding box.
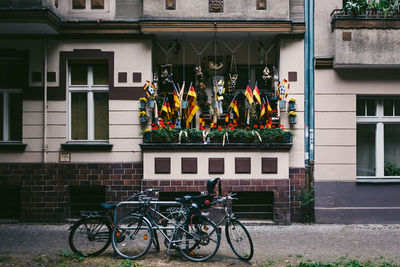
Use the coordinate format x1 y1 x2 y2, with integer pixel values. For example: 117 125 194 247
100 203 116 210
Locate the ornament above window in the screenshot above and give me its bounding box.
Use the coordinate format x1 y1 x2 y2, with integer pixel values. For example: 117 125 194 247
166 0 176 10
209 0 223 12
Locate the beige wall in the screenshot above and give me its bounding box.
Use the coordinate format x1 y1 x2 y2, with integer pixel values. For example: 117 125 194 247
143 0 289 20
0 39 152 163
314 0 341 58
279 39 305 168
143 151 289 180
314 69 400 181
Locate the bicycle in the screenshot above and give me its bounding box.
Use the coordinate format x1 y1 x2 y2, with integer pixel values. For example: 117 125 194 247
68 189 160 257
111 194 221 262
212 192 254 261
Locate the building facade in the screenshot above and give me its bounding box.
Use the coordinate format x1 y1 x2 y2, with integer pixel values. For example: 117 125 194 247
0 0 308 224
314 0 400 223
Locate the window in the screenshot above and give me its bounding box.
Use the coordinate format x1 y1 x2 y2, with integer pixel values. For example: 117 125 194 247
357 97 400 178
72 0 104 9
0 60 23 142
68 63 109 141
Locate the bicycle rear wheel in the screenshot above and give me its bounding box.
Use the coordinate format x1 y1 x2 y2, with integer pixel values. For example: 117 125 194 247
225 219 254 261
111 215 153 260
68 217 111 257
177 216 221 262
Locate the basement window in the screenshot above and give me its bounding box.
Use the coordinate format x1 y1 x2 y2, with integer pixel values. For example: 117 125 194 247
0 185 21 220
231 191 274 220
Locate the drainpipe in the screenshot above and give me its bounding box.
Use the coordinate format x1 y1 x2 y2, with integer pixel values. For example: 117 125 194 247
304 0 315 165
304 0 315 222
43 39 48 163
309 0 315 164
304 0 310 166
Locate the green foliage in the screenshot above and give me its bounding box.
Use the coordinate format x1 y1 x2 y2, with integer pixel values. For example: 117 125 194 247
300 187 314 223
183 128 203 143
119 259 143 267
56 249 86 263
231 129 255 143
290 259 398 267
343 0 400 15
384 161 400 176
256 128 289 143
208 129 226 143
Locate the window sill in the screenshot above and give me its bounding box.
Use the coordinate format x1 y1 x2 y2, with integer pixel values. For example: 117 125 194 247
357 177 400 183
0 142 27 152
61 142 113 151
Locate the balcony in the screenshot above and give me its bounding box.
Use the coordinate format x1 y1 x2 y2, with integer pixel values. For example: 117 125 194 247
331 9 400 68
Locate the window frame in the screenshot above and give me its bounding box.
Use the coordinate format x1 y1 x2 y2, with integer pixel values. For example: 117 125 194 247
71 0 106 10
68 64 109 142
357 97 400 180
0 89 23 142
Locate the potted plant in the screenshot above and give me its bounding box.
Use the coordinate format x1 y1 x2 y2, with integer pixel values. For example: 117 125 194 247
289 111 297 124
149 128 179 143
288 98 296 111
256 128 288 143
139 97 147 109
231 129 254 143
208 127 226 143
183 128 203 143
138 111 148 123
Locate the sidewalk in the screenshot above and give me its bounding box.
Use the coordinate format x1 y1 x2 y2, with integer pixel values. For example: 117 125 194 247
1 223 400 266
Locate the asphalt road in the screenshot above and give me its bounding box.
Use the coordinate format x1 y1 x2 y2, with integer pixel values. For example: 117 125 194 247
1 223 400 266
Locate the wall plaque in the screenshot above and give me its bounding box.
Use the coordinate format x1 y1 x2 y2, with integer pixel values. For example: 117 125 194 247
209 0 223 12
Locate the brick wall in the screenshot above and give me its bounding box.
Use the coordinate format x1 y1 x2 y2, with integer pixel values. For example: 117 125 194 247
143 167 306 225
0 162 143 222
0 163 305 223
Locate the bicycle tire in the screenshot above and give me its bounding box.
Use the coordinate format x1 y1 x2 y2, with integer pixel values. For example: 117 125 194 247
177 216 221 262
68 217 112 257
225 218 254 261
111 214 153 260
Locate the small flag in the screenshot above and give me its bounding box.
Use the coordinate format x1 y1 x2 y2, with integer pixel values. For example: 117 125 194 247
186 104 199 126
188 85 197 106
253 82 261 105
260 103 266 120
245 82 254 104
266 96 272 113
230 99 240 118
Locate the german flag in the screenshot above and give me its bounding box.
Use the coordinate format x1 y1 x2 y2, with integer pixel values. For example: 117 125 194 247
161 100 170 121
253 82 261 105
186 104 199 127
260 103 266 120
188 85 197 106
266 96 272 113
230 99 240 118
244 82 254 104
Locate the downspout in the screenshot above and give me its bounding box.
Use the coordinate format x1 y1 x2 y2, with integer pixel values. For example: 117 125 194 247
309 0 315 164
304 0 310 166
43 39 48 163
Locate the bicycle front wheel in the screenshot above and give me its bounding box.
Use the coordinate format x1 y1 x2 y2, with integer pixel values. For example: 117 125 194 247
225 219 254 261
111 215 153 260
177 216 221 262
68 217 112 257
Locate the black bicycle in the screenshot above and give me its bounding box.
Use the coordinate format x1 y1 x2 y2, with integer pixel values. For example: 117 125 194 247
68 189 160 257
111 194 221 262
212 192 254 261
